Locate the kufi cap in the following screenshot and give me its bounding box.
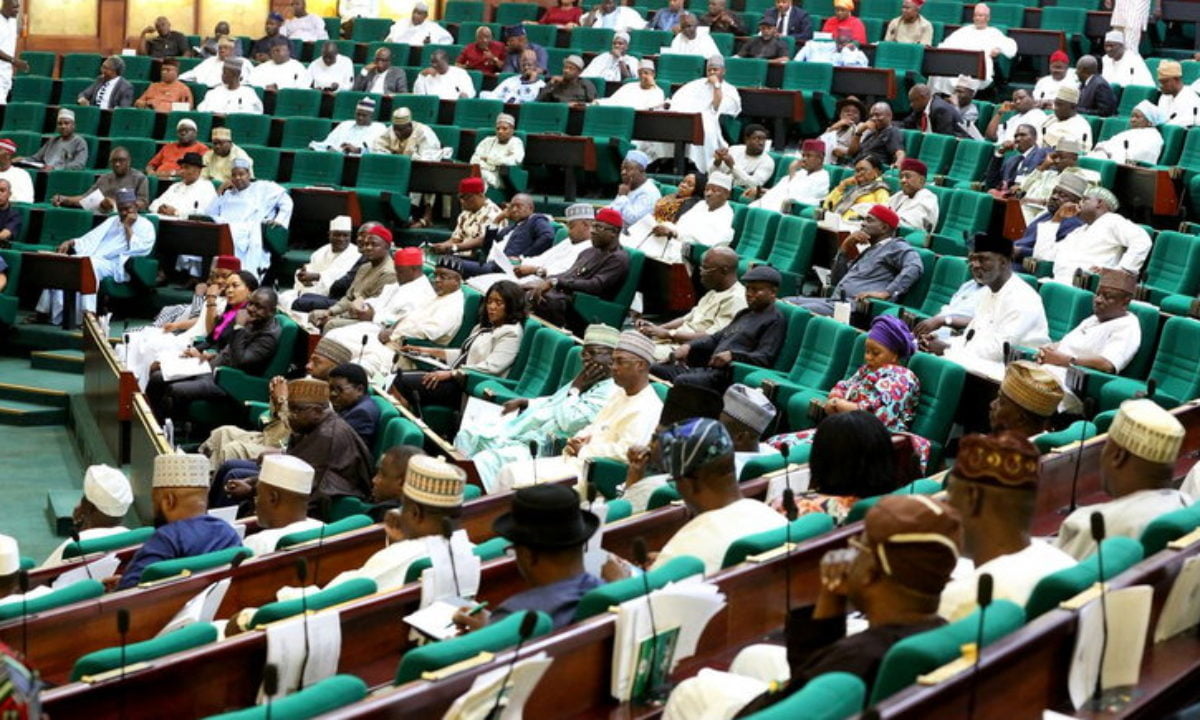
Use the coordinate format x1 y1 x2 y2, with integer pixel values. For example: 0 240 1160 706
707 172 733 190
313 335 353 366
659 418 735 480
413 1 429 10
1158 59 1183 79
864 495 962 596
1056 85 1080 104
660 384 724 426
1133 99 1165 126
231 157 252 170
867 203 900 229
223 58 243 72
742 264 782 286
970 232 1013 258
868 314 917 359
899 157 927 177
1000 360 1063 417
259 455 315 495
495 112 516 126
639 59 655 71
394 246 423 267
954 74 979 91
583 324 621 348
115 188 137 206
1050 50 1070 64
1055 136 1083 154
176 118 197 131
1104 29 1126 44
458 176 486 194
356 97 377 111
392 107 413 122
615 329 655 363
214 255 240 271
365 224 393 244
83 465 133 518
1054 171 1089 198
288 378 330 405
179 151 204 167
211 127 232 140
1084 186 1119 211
614 31 630 43
0 535 18 576
722 384 776 435
624 149 651 169
952 432 1040 490
1108 398 1185 464
833 0 855 9
57 108 75 121
494 484 598 548
706 55 725 68
153 453 211 489
503 24 527 39
436 254 464 276
801 138 826 154
564 54 585 69
329 215 352 232
565 203 595 221
1097 267 1137 295
595 206 624 229
403 455 467 508
0 138 14 155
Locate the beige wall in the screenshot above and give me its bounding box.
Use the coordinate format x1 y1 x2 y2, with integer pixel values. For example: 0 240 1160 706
29 0 98 36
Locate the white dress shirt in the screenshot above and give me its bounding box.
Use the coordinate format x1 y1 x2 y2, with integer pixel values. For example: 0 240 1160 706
308 55 355 91
1050 212 1152 283
413 66 476 99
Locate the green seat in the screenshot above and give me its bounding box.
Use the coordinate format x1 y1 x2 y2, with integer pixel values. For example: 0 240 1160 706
331 90 381 121
1039 282 1093 341
140 546 254 584
39 206 98 247
573 556 705 621
242 145 282 182
871 600 1025 704
287 149 344 186
496 3 542 24
1098 316 1200 410
72 622 217 682
420 44 466 67
724 57 769 88
395 610 553 685
733 207 782 264
445 0 486 21
108 137 158 169
845 478 945 524
571 27 616 53
741 672 866 720
574 246 644 327
606 498 633 522
1117 84 1157 116
471 328 574 403
274 87 324 117
204 675 368 720
907 352 966 458
19 50 55 77
61 527 154 559
915 133 956 177
375 416 425 460
60 53 104 79
0 579 104 622
431 124 461 160
734 302 813 384
452 97 504 129
873 41 925 81
1033 419 1097 453
108 107 157 138
353 152 412 220
0 249 19 325
722 513 835 567
351 17 393 41
249 578 377 629
402 536 513 585
743 315 859 410
523 24 557 48
1 102 45 133
764 215 818 296
656 54 705 85
1137 231 1200 306
922 0 964 23
1024 537 1144 619
930 189 990 256
515 102 570 134
581 105 636 184
280 118 334 150
119 55 154 82
1097 115 1129 143
1140 503 1200 555
203 312 301 412
10 76 53 104
983 2 1024 27
162 110 212 142
629 29 673 56
275 514 373 550
939 138 993 187
1039 6 1087 38
222 113 273 146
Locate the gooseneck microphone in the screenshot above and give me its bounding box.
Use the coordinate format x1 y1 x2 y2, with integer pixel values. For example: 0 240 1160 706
1090 512 1109 708
485 610 539 720
966 573 993 720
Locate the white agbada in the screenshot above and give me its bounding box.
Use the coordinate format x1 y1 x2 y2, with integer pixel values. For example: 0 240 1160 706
659 200 735 260
490 384 663 494
668 77 742 169
585 6 648 32
308 55 355 91
339 0 378 19
710 145 775 190
930 24 1017 93
469 238 594 292
1032 70 1078 106
40 526 131 568
0 13 17 103
205 180 294 275
386 19 453 44
667 32 721 58
1040 113 1093 151
1055 488 1192 560
582 52 639 82
180 56 251 88
599 81 666 110
944 274 1050 380
124 298 222 388
1041 312 1142 414
1089 126 1162 165
887 187 940 231
1158 86 1200 127
243 518 324 556
469 135 526 189
249 59 313 90
279 242 362 308
1049 212 1152 284
994 108 1048 143
651 498 786 575
751 168 830 212
0 165 34 203
36 215 156 326
1111 0 1152 48
150 177 219 218
197 84 264 114
281 14 329 42
328 288 464 381
309 119 388 154
412 66 476 99
938 540 1077 622
1102 51 1154 88
366 274 437 327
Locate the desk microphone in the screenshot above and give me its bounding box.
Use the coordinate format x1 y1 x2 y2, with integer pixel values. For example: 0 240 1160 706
17 570 29 661
263 663 279 720
359 333 369 363
966 573 993 720
294 558 312 691
529 440 540 487
441 516 462 599
1090 512 1109 708
117 607 130 720
1066 397 1095 515
1134 377 1157 400
632 536 664 701
309 522 329 587
485 611 539 720
781 486 798 621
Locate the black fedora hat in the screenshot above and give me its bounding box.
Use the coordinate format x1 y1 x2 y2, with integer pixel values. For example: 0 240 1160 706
493 484 599 549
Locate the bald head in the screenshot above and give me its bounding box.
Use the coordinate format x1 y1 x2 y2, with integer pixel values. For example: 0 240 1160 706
1077 54 1098 78
699 247 739 291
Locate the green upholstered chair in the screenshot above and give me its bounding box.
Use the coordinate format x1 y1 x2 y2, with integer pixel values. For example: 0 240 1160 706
1039 282 1094 342
453 97 504 129
1033 420 1098 454
0 579 105 622
725 57 769 88
242 145 282 181
71 622 218 682
354 153 413 220
733 207 782 265
930 189 990 256
331 91 381 122
1097 316 1200 410
574 247 645 328
732 301 813 384
163 110 213 142
351 17 394 41
286 149 345 187
274 88 324 117
606 498 633 522
1141 503 1200 555
18 51 55 77
276 515 374 550
629 29 673 56
140 546 254 584
939 139 994 188
249 578 378 629
211 312 302 404
515 102 570 134
571 26 616 53
781 62 836 133
741 672 866 720
722 513 835 568
1024 537 1144 619
109 107 157 138
203 674 369 719
1136 231 1200 307
742 315 859 410
403 536 513 585
471 329 575 403
572 556 705 621
376 416 426 458
279 117 333 149
60 52 104 79
1 102 45 133
61 527 155 560
844 478 945 524
907 352 966 463
869 600 1026 704
395 610 553 684
580 105 636 184
764 216 818 296
10 76 53 104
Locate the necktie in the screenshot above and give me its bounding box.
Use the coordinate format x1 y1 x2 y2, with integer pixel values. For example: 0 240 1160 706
96 80 111 109
777 11 786 33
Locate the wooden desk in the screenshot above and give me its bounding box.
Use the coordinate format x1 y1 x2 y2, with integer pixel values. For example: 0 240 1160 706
19 252 95 330
739 88 805 149
832 66 897 100
523 134 597 202
1085 11 1115 39
82 311 137 465
1008 28 1067 57
633 111 705 175
287 188 364 251
1118 165 1181 221
922 48 987 80
155 219 235 259
1161 0 1200 23
408 161 478 196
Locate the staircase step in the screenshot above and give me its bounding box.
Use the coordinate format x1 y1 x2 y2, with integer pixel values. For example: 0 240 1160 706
30 349 84 375
0 399 67 426
0 382 70 409
46 489 79 538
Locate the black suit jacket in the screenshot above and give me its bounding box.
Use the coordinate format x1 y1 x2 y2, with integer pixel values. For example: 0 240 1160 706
904 95 965 137
760 6 813 40
353 67 408 94
997 146 1049 188
77 77 135 109
1078 75 1117 117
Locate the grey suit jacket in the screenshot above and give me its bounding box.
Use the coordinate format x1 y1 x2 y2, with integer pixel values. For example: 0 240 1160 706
353 67 408 94
78 76 135 109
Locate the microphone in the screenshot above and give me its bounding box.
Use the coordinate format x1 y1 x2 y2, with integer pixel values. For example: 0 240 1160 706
782 486 797 622
529 440 539 487
263 663 279 720
1134 377 1156 400
586 480 599 516
294 558 312 690
965 573 993 720
17 570 28 661
441 516 462 599
164 418 175 450
1066 396 1094 514
485 611 539 720
117 607 130 720
359 333 368 363
632 536 664 701
1090 512 1108 707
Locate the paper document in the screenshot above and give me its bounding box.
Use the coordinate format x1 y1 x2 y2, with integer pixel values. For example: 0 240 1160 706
1154 555 1200 642
1067 585 1153 709
583 496 608 577
51 553 120 590
158 578 232 637
420 530 481 608
486 240 517 278
78 189 106 212
158 355 213 381
260 610 342 701
397 350 451 371
465 273 510 294
404 597 474 641
765 464 812 505
442 652 554 720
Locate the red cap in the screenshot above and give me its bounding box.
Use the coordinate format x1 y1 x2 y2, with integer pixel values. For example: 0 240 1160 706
1049 50 1069 64
911 0 924 6
899 158 928 177
214 255 241 271
868 204 900 229
801 138 826 154
0 139 15 155
366 224 393 245
394 247 423 267
458 176 486 195
594 207 623 229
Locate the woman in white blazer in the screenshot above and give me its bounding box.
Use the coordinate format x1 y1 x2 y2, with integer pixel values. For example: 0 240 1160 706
391 279 526 414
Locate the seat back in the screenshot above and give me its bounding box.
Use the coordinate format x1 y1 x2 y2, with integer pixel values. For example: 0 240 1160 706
845 478 945 524
276 514 374 550
897 246 936 309
223 113 273 146
516 102 570 134
943 139 993 184
918 256 970 316
60 52 104 78
1040 5 1087 33
242 145 282 181
10 76 53 103
0 579 104 623
289 149 345 186
788 316 859 389
916 133 956 175
450 287 483 347
722 514 835 568
734 207 781 262
0 102 44 132
279 117 333 149
250 578 377 629
261 312 301 379
1145 231 1200 297
656 54 706 85
205 675 368 720
391 94 441 124
40 207 98 248
781 61 833 92
403 537 513 585
937 188 989 239
71 622 218 682
1149 315 1200 403
573 556 705 621
873 41 924 76
356 153 412 193
376 416 425 458
61 527 154 559
395 610 553 684
1141 503 1200 555
351 17 394 41
922 0 965 23
772 301 813 371
582 105 635 138
1025 537 1144 618
766 215 818 275
907 352 966 446
1038 282 1094 341
108 137 158 169
1122 300 1161 380
452 97 504 129
496 3 542 24
629 29 674 56
140 546 254 584
741 672 866 720
512 329 572 397
332 90 382 121
725 57 768 88
571 26 616 52
445 0 486 21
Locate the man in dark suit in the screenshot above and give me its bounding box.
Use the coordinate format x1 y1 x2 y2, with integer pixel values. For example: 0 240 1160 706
989 123 1049 191
329 363 382 450
760 0 813 40
902 83 965 137
1076 55 1117 117
353 46 408 95
459 193 555 278
76 56 135 110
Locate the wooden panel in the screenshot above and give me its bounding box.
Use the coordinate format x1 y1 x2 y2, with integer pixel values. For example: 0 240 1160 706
28 0 99 36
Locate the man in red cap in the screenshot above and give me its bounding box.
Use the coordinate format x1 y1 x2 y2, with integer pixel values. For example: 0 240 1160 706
0 175 20 247
428 176 502 257
324 244 434 339
884 0 932 44
527 207 631 330
309 224 398 332
752 138 829 213
0 137 32 203
1033 50 1078 108
886 158 940 232
785 204 923 317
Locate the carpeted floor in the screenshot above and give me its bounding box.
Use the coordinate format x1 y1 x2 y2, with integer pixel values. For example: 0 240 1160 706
0 424 84 561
